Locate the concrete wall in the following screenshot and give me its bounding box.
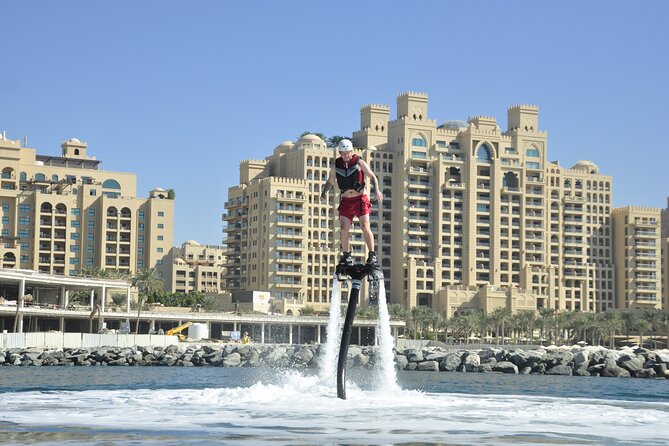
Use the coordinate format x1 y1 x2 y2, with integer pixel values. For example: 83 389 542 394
0 332 179 349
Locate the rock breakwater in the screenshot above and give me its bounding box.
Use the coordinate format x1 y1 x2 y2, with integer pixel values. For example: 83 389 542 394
1 343 668 379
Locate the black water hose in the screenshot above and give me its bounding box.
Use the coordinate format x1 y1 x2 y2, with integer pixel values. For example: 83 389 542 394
337 279 361 400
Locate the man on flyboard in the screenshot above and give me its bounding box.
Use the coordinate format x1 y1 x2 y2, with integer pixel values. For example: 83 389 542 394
320 139 383 268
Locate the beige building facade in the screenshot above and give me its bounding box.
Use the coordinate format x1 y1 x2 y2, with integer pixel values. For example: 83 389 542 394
612 207 663 309
222 93 666 316
0 134 174 279
163 240 225 293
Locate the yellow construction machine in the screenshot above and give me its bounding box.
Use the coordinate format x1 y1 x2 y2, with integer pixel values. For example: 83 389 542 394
166 321 193 341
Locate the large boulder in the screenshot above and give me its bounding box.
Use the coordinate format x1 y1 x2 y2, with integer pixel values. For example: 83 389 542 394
417 360 440 371
404 348 424 363
546 364 573 376
618 354 644 374
492 361 518 374
439 352 463 372
463 352 481 372
601 360 631 378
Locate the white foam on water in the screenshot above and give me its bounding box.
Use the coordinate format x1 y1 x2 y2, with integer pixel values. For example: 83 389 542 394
375 279 399 392
2 372 668 445
318 277 342 385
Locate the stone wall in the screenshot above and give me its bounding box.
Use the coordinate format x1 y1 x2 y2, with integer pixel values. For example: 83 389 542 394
1 343 668 379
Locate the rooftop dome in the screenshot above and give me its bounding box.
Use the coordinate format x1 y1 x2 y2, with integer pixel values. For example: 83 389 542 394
571 160 599 173
299 134 325 142
184 240 201 246
438 120 468 131
68 138 81 143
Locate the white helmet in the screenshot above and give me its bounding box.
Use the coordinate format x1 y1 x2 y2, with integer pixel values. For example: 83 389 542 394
337 139 353 152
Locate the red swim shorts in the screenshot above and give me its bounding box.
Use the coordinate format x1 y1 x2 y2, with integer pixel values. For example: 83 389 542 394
338 195 371 221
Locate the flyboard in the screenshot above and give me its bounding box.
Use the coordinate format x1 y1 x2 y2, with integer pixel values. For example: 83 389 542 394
334 262 384 400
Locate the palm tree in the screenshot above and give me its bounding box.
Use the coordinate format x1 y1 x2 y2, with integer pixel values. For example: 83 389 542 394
132 268 163 334
553 311 571 346
619 308 638 345
490 307 511 345
641 308 663 349
299 305 315 316
537 307 555 344
600 310 623 348
636 320 652 348
327 135 350 148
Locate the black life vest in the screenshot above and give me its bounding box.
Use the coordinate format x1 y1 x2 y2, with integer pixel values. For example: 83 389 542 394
335 154 365 192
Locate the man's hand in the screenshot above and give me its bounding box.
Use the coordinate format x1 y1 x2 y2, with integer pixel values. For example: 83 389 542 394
375 189 383 203
320 193 327 203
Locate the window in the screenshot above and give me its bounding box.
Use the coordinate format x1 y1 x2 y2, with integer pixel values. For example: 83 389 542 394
1 216 8 224
137 259 144 268
20 242 29 249
71 221 80 227
71 208 80 216
88 221 95 228
138 223 144 232
87 233 94 241
436 140 447 148
88 209 95 216
476 144 493 163
19 204 30 212
411 151 427 159
138 247 144 255
19 216 30 225
70 245 79 252
157 247 164 253
157 235 164 241
2 203 9 212
526 147 540 157
1 229 7 236
86 258 93 266
157 223 164 229
411 137 427 147
19 229 29 238
69 258 79 264
138 211 144 219
526 162 541 169
102 179 121 189
90 189 97 196
138 235 144 242
87 245 94 253
70 233 80 240
158 211 165 217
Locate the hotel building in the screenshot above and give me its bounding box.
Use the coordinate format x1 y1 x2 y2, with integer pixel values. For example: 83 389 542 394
612 207 663 309
222 93 665 316
163 240 226 293
0 134 174 278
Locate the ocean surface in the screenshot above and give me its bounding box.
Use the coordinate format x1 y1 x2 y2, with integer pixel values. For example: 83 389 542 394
0 366 667 446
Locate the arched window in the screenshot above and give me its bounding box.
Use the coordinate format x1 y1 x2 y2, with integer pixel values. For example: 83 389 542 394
526 147 540 157
411 136 427 147
102 179 121 189
502 172 518 188
1 168 13 179
20 172 27 181
35 173 46 181
107 206 118 217
51 174 59 182
120 207 131 218
476 144 492 163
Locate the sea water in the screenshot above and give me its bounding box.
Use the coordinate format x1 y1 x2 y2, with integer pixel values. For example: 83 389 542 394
1 281 668 446
0 367 667 445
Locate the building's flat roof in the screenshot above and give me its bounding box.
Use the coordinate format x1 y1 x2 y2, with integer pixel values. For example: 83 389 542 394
36 155 101 170
0 268 130 290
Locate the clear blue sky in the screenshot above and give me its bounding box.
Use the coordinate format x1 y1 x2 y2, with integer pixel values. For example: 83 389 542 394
1 1 667 245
